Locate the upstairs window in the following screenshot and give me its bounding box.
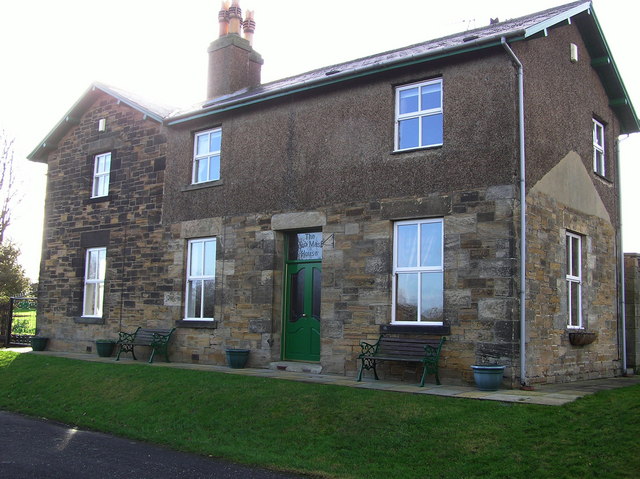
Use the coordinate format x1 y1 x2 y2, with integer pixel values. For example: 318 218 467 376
566 232 582 329
593 119 605 176
393 218 444 324
185 238 217 320
83 247 106 317
193 128 221 184
395 79 443 151
92 152 111 198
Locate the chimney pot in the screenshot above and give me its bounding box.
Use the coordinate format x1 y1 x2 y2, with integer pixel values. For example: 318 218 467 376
243 10 256 45
207 1 263 100
218 1 230 37
228 0 242 34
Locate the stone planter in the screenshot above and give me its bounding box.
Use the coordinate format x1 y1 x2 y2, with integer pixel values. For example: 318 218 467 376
225 348 250 369
471 365 505 391
30 336 49 351
568 331 597 346
95 340 116 357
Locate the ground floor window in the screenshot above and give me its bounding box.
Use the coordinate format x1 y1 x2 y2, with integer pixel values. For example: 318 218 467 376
185 237 216 320
83 247 106 317
393 218 444 324
566 232 582 328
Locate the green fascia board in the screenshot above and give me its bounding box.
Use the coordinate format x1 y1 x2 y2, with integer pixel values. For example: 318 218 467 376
578 4 639 134
28 83 167 162
523 2 591 38
167 36 516 126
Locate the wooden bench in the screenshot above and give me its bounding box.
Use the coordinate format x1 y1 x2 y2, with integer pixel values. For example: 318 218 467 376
357 335 446 386
115 327 175 364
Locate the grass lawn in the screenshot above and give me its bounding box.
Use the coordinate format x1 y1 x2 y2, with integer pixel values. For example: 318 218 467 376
9 309 36 335
0 351 638 478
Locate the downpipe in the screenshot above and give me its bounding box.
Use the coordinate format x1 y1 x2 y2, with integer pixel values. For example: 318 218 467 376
501 37 528 387
616 136 628 374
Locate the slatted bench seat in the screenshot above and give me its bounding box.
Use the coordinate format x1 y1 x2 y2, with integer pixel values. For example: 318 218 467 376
357 335 446 386
115 327 175 364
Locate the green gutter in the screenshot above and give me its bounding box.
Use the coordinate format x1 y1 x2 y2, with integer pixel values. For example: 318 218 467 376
167 36 523 126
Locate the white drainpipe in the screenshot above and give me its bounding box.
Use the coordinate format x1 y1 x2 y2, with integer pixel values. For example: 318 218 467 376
616 136 628 374
501 37 527 387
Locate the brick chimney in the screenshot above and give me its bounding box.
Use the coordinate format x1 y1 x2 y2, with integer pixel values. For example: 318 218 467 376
207 0 263 100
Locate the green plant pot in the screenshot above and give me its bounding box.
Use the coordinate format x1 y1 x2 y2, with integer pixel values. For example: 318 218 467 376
30 337 49 351
96 340 116 357
471 365 505 391
225 348 250 368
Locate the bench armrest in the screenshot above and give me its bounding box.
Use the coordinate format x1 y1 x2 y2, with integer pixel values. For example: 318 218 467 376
117 331 137 344
359 335 383 357
151 333 171 347
423 337 446 361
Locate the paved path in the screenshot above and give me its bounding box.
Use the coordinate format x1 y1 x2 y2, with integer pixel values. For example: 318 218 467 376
27 349 640 406
0 410 307 479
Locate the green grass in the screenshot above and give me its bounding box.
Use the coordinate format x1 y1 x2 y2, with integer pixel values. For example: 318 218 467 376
10 310 36 334
0 351 638 478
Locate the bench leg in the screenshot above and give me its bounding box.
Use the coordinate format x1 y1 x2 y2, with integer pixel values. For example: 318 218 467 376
420 365 428 387
357 358 379 382
115 344 137 361
420 363 441 386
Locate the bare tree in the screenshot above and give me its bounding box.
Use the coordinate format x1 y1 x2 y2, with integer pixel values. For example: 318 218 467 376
0 130 20 243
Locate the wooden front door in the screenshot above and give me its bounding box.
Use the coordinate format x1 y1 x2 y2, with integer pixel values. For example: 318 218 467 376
283 232 322 362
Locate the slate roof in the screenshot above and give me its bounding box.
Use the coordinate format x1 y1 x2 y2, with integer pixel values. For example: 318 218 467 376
166 0 637 134
28 83 177 162
28 1 638 161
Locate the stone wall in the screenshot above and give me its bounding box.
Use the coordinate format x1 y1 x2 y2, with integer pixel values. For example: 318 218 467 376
624 253 640 371
37 93 173 355
525 190 621 383
158 184 518 385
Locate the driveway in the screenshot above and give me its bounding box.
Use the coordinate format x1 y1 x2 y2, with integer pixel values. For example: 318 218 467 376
0 411 307 479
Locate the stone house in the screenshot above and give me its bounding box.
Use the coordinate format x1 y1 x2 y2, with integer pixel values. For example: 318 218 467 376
29 1 639 387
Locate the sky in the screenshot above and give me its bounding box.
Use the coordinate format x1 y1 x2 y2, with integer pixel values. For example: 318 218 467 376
0 0 638 281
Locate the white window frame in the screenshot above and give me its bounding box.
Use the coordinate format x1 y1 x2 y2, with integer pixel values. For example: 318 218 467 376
192 128 222 184
593 119 605 176
185 238 217 320
395 78 443 151
83 247 106 318
392 218 444 325
91 152 111 198
566 232 582 329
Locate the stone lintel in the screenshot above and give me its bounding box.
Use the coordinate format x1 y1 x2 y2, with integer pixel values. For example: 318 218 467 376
271 211 326 231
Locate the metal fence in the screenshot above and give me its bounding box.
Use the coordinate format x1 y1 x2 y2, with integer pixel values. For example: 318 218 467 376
1 297 37 347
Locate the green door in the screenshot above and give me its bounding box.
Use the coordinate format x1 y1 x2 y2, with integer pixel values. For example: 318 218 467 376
283 233 322 362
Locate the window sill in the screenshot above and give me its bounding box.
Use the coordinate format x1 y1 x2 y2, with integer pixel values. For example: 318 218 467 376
391 144 443 155
74 316 105 325
381 324 450 335
176 320 219 329
594 172 612 184
85 195 113 204
182 180 224 192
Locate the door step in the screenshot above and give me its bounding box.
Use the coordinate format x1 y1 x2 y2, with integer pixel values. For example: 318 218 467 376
269 361 322 374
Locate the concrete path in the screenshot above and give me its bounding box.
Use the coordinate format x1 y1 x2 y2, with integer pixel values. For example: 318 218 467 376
22 348 640 406
0 410 307 479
